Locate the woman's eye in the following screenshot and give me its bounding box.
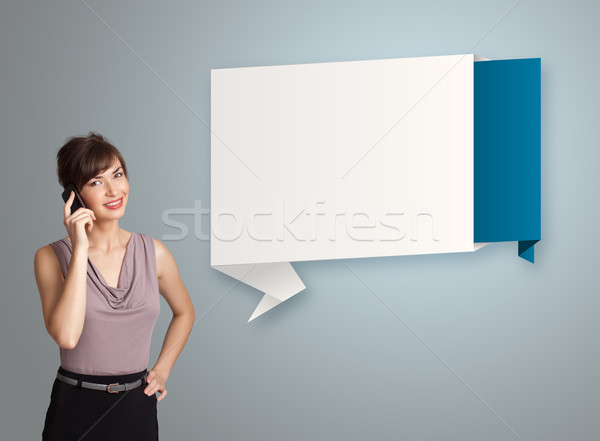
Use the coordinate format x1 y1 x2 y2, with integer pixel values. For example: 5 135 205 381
89 173 122 186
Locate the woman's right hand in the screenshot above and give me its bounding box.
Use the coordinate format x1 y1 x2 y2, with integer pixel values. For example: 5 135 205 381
63 190 96 251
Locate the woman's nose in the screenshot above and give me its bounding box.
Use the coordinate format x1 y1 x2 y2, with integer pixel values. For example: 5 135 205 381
105 183 118 196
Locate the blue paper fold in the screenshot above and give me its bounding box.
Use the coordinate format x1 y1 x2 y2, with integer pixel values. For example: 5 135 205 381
474 58 541 263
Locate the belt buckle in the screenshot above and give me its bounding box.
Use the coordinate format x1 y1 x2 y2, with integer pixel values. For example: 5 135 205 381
107 382 120 393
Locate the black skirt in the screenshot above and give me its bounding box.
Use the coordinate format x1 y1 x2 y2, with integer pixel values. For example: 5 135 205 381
42 366 158 441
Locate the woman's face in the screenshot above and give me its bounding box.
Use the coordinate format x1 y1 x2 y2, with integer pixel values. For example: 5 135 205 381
78 158 129 220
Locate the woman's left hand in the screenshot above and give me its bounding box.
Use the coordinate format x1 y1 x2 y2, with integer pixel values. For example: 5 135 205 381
144 370 167 402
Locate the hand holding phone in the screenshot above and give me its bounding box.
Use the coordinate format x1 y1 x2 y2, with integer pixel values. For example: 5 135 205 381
61 184 96 250
61 184 86 214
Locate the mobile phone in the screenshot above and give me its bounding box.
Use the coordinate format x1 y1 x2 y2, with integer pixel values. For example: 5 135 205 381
61 184 87 215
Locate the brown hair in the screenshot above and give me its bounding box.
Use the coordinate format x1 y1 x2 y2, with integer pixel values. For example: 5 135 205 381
56 131 128 192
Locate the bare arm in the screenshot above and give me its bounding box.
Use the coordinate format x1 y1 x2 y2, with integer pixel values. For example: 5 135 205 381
149 238 196 381
34 190 96 349
34 245 88 349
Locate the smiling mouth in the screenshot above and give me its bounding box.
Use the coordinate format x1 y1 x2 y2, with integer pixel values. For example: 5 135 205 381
104 197 124 208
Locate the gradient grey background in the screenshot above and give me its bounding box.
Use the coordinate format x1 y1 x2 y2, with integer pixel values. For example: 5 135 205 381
1 0 597 440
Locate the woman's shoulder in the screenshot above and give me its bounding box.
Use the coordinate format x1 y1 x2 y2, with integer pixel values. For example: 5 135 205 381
136 232 168 262
133 233 168 279
136 231 159 246
135 232 163 246
34 243 56 257
33 241 64 269
40 236 70 253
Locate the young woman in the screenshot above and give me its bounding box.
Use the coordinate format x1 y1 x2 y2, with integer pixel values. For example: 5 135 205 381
34 132 195 440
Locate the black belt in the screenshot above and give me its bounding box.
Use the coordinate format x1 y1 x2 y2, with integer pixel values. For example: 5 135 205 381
56 370 148 394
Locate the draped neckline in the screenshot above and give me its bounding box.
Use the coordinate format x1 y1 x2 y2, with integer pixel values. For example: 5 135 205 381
63 232 136 291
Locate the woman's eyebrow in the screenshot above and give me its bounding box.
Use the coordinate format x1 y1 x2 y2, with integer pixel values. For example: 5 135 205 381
92 166 122 180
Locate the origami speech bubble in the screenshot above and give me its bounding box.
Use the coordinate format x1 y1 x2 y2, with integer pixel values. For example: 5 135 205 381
210 54 540 321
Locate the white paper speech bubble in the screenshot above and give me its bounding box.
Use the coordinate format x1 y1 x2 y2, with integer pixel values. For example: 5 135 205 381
210 54 537 321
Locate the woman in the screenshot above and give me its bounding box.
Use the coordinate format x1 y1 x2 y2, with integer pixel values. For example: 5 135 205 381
34 132 195 440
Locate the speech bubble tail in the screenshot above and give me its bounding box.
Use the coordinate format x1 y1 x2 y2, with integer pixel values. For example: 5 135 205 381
248 295 282 322
212 262 306 321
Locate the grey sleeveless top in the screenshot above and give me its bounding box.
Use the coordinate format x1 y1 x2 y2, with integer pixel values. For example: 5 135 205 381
48 232 160 375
